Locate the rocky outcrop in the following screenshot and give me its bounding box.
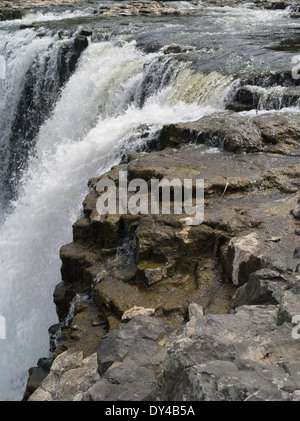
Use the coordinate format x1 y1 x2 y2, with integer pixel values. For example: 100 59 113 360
28 351 99 401
0 8 22 21
97 1 202 17
159 304 300 401
25 104 300 398
0 0 88 21
45 106 299 361
30 316 169 401
291 199 300 220
31 288 300 401
228 86 300 112
160 111 300 155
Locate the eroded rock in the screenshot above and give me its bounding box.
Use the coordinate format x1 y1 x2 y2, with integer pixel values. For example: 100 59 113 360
159 305 300 401
29 351 99 401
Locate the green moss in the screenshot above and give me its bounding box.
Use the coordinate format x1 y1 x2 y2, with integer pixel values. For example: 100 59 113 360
137 262 165 270
85 254 100 263
101 248 117 257
117 273 136 283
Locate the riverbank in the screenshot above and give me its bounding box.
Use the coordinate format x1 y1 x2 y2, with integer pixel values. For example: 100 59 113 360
20 1 300 402
27 104 300 400
1 0 299 22
1 0 300 402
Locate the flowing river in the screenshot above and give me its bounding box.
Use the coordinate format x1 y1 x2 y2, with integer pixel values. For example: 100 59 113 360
0 0 299 400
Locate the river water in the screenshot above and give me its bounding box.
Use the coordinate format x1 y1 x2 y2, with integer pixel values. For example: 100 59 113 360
0 1 299 400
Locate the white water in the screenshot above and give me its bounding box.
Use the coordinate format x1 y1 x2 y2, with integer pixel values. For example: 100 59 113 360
0 33 231 400
0 31 54 199
1 2 294 401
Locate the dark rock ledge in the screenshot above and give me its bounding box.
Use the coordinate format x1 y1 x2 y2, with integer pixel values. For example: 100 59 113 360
1 0 299 23
0 0 89 22
26 109 300 401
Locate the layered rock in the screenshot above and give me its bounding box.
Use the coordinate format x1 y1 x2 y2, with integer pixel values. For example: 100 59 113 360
159 304 300 401
161 111 300 155
29 316 169 401
23 66 300 400
0 0 87 21
96 1 202 17
28 351 99 401
0 8 22 21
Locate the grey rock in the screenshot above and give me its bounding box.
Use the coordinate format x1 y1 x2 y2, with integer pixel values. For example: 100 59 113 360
188 303 204 321
160 112 263 153
266 254 289 274
97 316 166 376
51 350 83 377
84 316 168 401
291 199 300 220
229 232 264 287
292 391 300 401
277 290 300 325
230 269 288 308
121 306 155 322
84 365 158 401
29 352 98 401
294 247 300 259
159 305 300 401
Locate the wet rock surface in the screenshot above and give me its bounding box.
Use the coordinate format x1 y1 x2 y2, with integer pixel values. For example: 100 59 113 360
161 111 300 155
19 0 300 402
0 8 22 21
29 105 300 400
1 0 297 24
97 1 202 17
0 0 89 21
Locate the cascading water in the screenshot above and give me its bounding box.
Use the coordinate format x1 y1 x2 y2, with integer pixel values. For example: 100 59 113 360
0 28 233 402
0 28 85 215
0 2 298 401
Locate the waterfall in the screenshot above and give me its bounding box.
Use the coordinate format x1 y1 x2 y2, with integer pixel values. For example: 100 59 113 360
0 24 236 401
0 28 85 215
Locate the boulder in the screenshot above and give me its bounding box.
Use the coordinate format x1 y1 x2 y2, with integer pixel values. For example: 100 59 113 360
159 305 300 401
29 351 99 401
222 232 265 287
121 306 155 321
230 268 289 308
84 316 167 401
97 316 166 376
291 199 300 220
0 8 22 21
277 290 300 325
160 112 262 153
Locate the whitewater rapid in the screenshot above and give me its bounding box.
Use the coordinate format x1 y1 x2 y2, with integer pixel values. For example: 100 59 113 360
0 2 297 400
